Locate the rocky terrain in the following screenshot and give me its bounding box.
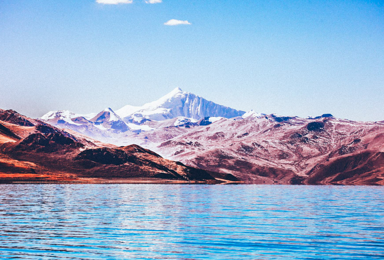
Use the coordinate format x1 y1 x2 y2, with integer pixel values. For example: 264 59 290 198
3 107 384 184
149 112 384 185
0 109 228 183
73 110 383 185
30 88 384 185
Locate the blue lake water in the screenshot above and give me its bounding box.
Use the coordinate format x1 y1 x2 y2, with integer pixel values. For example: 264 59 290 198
0 184 383 259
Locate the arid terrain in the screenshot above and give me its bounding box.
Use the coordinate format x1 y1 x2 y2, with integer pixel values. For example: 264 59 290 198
0 109 231 184
2 108 384 185
148 113 384 185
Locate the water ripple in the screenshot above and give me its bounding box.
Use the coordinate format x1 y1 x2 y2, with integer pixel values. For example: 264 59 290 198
0 185 383 259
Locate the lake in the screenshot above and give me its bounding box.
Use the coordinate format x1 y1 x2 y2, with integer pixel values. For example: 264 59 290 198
0 184 383 259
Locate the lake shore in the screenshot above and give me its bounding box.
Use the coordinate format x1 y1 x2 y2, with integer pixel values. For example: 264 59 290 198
0 174 244 184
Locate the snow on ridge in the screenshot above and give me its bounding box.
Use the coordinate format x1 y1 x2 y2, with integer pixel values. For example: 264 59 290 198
82 112 97 120
90 107 128 126
41 110 85 126
242 110 264 119
116 87 245 122
208 117 224 123
102 107 120 122
173 117 198 127
40 88 248 140
116 105 141 118
41 110 96 121
41 110 76 120
136 87 185 112
41 111 57 120
127 123 154 131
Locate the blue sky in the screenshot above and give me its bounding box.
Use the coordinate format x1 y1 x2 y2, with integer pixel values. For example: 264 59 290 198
0 0 383 121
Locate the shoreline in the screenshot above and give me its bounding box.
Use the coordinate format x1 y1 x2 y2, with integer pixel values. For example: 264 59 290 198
0 177 244 185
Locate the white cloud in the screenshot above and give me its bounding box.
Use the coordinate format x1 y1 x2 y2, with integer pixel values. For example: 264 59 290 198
96 0 133 4
164 19 191 26
145 0 162 3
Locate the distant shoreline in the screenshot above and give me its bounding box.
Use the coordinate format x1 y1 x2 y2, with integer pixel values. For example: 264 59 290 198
0 178 381 186
0 177 244 185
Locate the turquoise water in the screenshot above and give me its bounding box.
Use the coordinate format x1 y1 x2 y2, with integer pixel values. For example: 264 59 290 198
0 184 383 259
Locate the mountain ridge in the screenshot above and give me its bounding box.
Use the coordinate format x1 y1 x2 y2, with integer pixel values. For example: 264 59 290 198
40 88 246 138
0 109 225 183
3 108 384 185
35 89 384 185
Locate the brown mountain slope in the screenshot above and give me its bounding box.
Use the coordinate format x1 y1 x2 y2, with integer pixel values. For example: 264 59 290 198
3 109 384 185
134 113 384 185
0 109 224 183
305 151 384 185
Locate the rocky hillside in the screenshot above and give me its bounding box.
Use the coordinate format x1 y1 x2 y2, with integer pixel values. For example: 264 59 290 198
7 89 384 185
0 109 224 183
150 112 384 185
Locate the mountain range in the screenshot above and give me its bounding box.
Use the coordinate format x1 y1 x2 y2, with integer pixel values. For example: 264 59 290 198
0 109 228 183
41 87 245 139
1 88 384 185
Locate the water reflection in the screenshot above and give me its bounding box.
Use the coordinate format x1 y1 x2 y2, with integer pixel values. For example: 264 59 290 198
0 185 383 259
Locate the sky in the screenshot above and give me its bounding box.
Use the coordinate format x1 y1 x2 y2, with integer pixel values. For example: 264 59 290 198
0 0 383 121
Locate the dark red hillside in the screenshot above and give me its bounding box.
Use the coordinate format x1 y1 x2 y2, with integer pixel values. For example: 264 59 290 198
0 109 221 183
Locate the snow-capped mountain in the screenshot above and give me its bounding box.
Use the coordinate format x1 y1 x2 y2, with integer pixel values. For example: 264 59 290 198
40 88 246 141
37 89 384 185
41 108 130 140
116 87 245 123
89 108 129 132
41 110 95 125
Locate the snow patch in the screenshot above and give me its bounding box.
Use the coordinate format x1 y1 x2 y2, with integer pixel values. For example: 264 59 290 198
104 108 120 122
242 110 264 119
116 105 141 118
208 117 224 123
41 110 84 126
173 117 198 127
127 123 154 131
